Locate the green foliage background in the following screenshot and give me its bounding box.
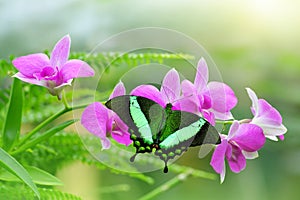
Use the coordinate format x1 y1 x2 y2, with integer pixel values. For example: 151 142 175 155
1 1 299 199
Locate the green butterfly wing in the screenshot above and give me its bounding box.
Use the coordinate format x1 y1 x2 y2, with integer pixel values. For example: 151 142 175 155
105 95 167 159
106 95 221 173
106 95 166 143
154 110 220 172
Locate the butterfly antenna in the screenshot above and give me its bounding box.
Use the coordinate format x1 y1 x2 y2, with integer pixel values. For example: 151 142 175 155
130 153 138 162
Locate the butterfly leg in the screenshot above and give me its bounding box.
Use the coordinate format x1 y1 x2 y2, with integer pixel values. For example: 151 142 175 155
163 162 168 173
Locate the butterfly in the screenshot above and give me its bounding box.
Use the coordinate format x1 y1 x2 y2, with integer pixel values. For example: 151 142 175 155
105 95 221 173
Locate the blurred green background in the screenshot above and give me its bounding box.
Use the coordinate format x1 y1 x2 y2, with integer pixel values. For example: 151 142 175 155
1 0 299 199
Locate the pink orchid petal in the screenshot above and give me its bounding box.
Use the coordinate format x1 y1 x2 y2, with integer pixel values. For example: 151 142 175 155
208 82 237 113
257 123 287 138
60 59 94 81
106 112 114 132
100 137 111 150
253 99 283 125
81 102 109 141
109 111 132 146
131 84 165 107
109 81 126 99
181 79 196 96
226 144 246 173
12 72 45 87
227 121 240 140
111 130 132 146
201 110 215 125
246 88 259 116
247 88 287 139
211 110 233 120
12 53 50 78
220 164 226 184
113 112 129 133
54 79 73 91
267 135 279 141
278 135 285 141
225 141 233 158
173 97 199 113
161 68 181 103
210 139 228 174
242 151 259 160
201 92 212 109
231 123 265 152
194 58 209 92
50 35 71 68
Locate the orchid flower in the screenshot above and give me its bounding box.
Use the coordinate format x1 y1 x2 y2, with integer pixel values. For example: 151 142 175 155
210 121 265 183
81 81 132 149
246 88 287 141
131 68 193 111
181 58 237 125
12 35 94 99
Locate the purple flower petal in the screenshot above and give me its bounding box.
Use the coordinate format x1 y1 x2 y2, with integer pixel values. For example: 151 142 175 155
12 72 45 87
201 110 215 125
111 130 132 146
246 88 287 140
211 110 233 121
259 123 287 139
266 135 279 141
109 111 132 146
39 67 56 80
254 99 283 125
109 81 126 99
100 137 111 150
173 97 199 113
278 135 285 141
194 58 208 91
181 79 196 97
246 88 259 116
50 35 71 68
231 123 265 152
208 82 237 113
131 85 165 107
12 53 50 78
81 102 110 149
227 121 240 140
242 151 259 159
60 59 94 81
210 139 228 174
54 79 73 89
220 164 226 183
161 68 181 103
226 144 246 173
112 113 128 132
200 91 212 109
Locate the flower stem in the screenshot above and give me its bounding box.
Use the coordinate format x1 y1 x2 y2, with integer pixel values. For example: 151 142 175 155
62 90 70 109
138 170 193 200
215 120 234 125
17 104 89 148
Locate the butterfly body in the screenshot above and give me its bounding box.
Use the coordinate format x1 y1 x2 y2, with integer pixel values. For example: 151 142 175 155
105 95 220 173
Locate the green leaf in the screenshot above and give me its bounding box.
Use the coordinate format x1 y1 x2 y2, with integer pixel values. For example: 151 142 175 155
2 78 23 151
0 147 40 199
0 183 82 200
0 165 63 186
12 119 78 155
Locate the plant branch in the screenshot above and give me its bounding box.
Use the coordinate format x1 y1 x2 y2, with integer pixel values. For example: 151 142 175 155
17 104 89 147
138 170 193 200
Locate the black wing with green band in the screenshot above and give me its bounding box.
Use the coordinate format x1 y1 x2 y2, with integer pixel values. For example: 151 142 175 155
105 95 221 173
